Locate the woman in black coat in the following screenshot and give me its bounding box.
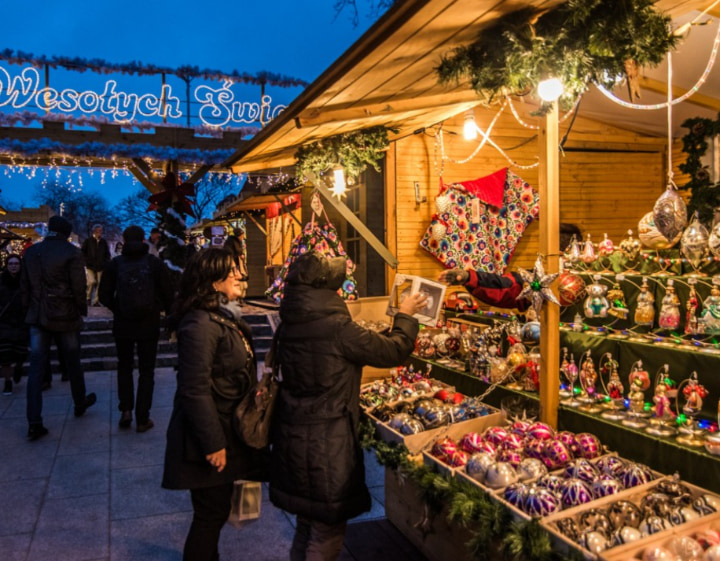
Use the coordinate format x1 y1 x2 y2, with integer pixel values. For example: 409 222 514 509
269 251 427 561
162 248 267 561
0 254 28 395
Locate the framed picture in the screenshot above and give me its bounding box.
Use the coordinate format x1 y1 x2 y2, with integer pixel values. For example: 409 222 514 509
386 274 447 325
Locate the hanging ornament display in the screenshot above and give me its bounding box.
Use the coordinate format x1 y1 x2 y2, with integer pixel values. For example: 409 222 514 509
709 222 720 258
624 361 649 429
619 229 642 261
638 211 682 249
676 371 708 447
658 279 681 330
583 275 609 318
686 283 700 335
565 234 582 265
600 354 624 421
581 233 596 264
516 255 560 315
634 277 656 327
653 184 688 243
680 212 710 271
646 366 676 437
598 233 614 256
557 271 586 306
701 282 720 334
607 282 629 320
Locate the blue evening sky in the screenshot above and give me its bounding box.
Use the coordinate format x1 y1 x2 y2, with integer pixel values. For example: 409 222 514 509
0 0 378 208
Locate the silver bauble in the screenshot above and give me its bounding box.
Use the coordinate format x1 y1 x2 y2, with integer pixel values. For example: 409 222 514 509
653 185 688 242
680 214 709 268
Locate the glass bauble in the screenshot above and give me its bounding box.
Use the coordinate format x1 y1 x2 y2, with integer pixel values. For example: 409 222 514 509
598 233 614 256
558 271 586 306
653 184 688 242
619 229 642 261
638 211 681 249
680 213 709 268
709 222 720 258
582 233 596 263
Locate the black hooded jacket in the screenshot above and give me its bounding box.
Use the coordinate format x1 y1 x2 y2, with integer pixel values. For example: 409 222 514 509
269 283 419 525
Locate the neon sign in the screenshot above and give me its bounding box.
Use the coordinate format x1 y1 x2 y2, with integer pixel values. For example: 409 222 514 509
0 66 286 127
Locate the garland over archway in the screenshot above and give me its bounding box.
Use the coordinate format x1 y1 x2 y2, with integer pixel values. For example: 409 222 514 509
679 114 720 225
436 0 677 112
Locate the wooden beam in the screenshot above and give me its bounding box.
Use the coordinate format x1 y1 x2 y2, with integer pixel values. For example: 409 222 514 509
242 211 267 236
128 162 158 194
272 194 303 228
539 104 560 429
295 91 481 128
185 164 214 185
640 76 720 111
306 171 398 269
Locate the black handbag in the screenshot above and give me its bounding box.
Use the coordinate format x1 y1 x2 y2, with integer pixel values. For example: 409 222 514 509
233 324 281 449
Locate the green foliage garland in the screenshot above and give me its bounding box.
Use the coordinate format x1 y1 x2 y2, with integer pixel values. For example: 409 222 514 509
295 126 394 182
358 418 582 561
678 114 720 225
436 0 676 112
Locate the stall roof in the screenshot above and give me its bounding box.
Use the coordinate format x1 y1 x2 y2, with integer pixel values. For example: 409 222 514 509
224 0 718 174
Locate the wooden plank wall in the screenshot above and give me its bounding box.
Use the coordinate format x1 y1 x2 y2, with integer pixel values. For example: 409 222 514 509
390 106 681 286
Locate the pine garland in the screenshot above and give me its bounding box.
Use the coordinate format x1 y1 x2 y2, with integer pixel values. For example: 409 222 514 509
678 114 720 225
294 125 394 182
436 0 676 112
359 418 583 560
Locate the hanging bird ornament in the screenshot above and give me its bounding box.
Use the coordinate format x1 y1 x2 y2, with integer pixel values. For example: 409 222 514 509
517 255 560 315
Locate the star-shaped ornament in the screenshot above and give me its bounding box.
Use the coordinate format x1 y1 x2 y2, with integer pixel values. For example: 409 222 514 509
517 256 560 315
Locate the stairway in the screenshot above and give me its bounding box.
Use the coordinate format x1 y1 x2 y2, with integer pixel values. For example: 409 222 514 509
45 309 277 373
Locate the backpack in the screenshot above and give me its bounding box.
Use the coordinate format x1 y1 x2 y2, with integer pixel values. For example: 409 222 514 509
115 255 156 320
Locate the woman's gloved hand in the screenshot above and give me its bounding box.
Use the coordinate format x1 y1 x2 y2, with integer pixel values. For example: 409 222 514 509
438 268 469 285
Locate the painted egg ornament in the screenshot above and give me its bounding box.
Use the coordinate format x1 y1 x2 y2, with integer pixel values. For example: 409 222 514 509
598 233 615 256
705 545 720 561
484 461 519 489
596 455 627 478
655 476 691 499
466 452 495 482
611 526 643 547
579 508 613 535
559 478 594 509
536 473 564 494
524 438 546 460
503 482 529 509
653 184 688 242
621 463 654 488
483 426 509 447
575 433 602 459
578 530 608 555
541 439 571 470
641 546 679 561
509 420 530 438
431 437 457 459
497 448 524 468
555 431 580 457
639 515 671 537
592 475 624 498
563 459 599 483
500 432 525 451
639 211 682 249
555 517 580 541
459 432 485 454
517 458 547 482
607 500 643 530
693 495 720 515
641 492 673 519
446 450 469 468
668 506 700 525
527 422 554 441
523 485 561 517
400 418 425 435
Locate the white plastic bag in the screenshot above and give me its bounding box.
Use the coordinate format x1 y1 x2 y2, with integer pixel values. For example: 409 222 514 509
227 480 262 529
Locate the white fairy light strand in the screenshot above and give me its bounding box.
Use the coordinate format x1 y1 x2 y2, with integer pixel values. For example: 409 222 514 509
445 99 507 164
594 18 720 110
506 95 582 130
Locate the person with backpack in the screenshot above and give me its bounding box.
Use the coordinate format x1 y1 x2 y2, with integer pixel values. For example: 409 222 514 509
99 225 173 432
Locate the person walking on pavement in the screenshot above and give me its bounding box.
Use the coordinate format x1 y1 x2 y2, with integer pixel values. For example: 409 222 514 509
0 254 29 396
81 223 111 306
21 215 97 441
99 225 173 433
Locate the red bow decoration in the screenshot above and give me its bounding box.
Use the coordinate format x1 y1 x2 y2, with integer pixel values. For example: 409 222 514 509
147 172 196 217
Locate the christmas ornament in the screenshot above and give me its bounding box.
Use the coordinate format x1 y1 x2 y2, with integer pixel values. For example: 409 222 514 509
639 515 671 537
430 219 448 241
503 482 529 509
575 433 602 459
680 212 709 271
563 459 598 483
536 473 563 494
466 452 495 481
581 233 596 264
647 365 676 437
596 455 626 478
497 448 523 468
526 422 554 441
598 233 614 256
578 508 613 535
430 437 457 459
624 365 650 429
561 352 581 407
558 271 586 306
540 439 571 470
578 531 608 555
564 234 582 265
677 371 708 447
610 526 642 547
634 277 656 327
484 461 518 489
483 426 509 447
592 475 624 498
653 184 688 242
559 478 594 508
578 351 600 411
517 458 547 481
658 279 681 330
517 255 560 315
522 485 560 517
620 462 654 488
619 229 642 261
607 500 643 530
435 193 452 214
685 283 700 335
665 536 704 561
459 432 484 454
702 283 720 334
641 547 676 561
607 282 629 319
583 275 609 318
638 211 681 249
555 431 580 456
709 221 720 258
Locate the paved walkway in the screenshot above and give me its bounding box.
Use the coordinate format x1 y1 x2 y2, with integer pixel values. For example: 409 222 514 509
0 306 426 561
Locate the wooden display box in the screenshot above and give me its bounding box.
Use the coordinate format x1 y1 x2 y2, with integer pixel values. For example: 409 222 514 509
378 408 504 456
542 476 719 560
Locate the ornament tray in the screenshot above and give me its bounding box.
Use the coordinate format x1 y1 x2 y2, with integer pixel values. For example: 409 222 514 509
541 475 719 561
384 409 504 460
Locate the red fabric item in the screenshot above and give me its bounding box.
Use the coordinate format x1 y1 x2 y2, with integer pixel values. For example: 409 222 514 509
457 168 507 208
265 202 281 219
466 269 529 311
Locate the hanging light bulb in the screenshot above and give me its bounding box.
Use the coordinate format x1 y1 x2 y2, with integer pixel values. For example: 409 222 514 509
463 109 477 140
330 166 347 199
538 77 564 102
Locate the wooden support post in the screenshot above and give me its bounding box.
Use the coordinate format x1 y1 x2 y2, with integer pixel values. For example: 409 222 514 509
539 104 560 429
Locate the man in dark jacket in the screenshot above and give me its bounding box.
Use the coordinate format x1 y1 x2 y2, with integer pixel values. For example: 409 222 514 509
81 223 111 306
269 251 427 561
21 216 97 441
99 226 173 433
